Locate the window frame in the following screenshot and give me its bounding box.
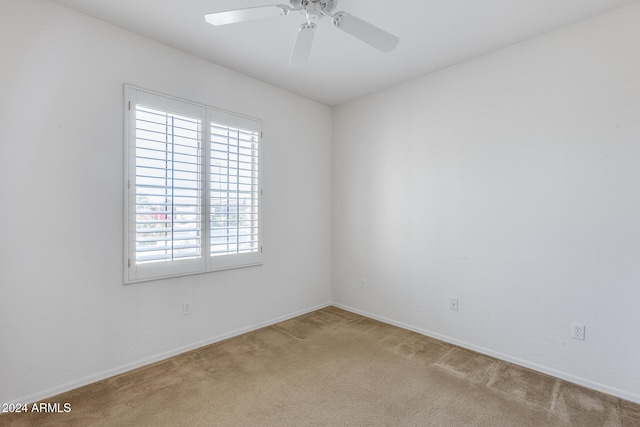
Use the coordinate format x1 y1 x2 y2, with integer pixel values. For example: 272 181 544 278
123 85 263 284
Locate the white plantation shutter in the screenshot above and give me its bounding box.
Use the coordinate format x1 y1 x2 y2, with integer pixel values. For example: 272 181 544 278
209 110 262 270
125 86 262 284
135 106 202 263
210 124 260 251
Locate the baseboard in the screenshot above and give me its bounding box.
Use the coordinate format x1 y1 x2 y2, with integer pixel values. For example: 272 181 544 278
332 302 640 405
8 302 331 405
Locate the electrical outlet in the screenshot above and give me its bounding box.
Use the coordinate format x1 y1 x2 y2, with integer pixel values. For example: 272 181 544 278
450 298 459 311
360 278 366 289
183 302 192 315
571 323 585 340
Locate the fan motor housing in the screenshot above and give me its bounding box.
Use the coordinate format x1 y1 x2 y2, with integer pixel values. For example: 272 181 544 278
291 0 337 15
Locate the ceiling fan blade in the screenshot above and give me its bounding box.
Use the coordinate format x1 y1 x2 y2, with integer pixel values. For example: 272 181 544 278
205 5 290 26
290 23 316 68
333 12 399 52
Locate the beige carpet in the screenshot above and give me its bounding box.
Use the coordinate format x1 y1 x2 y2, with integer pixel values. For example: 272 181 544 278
3 306 639 426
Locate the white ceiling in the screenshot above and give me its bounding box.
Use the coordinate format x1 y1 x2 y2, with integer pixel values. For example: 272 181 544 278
50 0 637 106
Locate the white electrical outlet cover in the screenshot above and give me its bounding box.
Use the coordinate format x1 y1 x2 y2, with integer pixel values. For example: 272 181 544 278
183 302 192 315
571 323 585 340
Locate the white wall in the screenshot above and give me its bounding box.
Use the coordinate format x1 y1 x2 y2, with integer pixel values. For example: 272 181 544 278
332 2 640 403
0 0 332 404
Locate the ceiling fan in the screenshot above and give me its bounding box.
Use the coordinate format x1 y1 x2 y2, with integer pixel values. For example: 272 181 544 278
204 0 399 67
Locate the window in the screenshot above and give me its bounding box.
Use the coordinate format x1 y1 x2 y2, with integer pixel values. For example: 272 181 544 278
124 86 262 284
